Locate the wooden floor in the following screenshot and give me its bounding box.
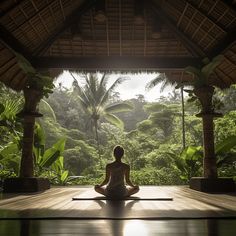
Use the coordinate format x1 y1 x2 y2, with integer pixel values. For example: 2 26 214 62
0 186 236 235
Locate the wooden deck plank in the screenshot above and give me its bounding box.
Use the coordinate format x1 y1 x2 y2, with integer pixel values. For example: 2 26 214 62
0 186 235 219
0 219 236 236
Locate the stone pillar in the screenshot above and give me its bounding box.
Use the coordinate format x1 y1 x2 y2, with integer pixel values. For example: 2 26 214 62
190 86 235 192
19 88 42 177
201 114 217 178
3 87 51 192
193 86 217 178
20 116 35 177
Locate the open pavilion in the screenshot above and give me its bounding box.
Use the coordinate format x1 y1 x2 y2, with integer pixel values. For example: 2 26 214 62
0 0 236 235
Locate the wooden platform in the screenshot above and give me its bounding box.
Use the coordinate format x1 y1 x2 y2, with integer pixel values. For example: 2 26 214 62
0 186 236 219
0 186 236 235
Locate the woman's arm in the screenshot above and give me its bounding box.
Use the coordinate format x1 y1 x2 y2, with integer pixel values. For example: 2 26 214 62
97 164 110 187
125 165 137 187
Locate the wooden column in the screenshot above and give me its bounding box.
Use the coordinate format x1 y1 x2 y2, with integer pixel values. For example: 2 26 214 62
190 86 235 192
193 86 218 179
19 88 42 178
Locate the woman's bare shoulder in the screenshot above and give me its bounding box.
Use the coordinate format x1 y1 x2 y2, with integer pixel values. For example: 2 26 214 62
122 163 130 169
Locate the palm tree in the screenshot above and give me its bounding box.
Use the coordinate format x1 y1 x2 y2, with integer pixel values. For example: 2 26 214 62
146 73 186 149
70 73 133 144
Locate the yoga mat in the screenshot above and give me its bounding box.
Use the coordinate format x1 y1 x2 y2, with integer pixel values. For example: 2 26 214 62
72 196 173 201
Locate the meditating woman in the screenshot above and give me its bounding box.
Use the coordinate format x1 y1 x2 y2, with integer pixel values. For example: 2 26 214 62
94 145 139 199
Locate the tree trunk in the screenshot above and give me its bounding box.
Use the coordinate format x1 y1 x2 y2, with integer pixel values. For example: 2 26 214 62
181 87 186 149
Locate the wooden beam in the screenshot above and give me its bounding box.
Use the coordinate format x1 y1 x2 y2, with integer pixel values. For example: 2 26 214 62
31 56 201 70
0 24 31 59
150 0 206 58
33 0 97 56
209 28 236 58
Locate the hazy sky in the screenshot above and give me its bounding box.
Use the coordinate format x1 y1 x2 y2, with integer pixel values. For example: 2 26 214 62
56 71 173 102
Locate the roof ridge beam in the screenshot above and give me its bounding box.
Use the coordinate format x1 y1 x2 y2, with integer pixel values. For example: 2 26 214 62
149 0 207 58
31 56 201 70
33 0 97 56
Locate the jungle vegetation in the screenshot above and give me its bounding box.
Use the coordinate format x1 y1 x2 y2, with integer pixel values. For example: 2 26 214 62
0 73 236 186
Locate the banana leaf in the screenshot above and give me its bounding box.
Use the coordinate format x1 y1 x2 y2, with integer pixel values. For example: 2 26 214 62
215 136 236 154
39 138 66 168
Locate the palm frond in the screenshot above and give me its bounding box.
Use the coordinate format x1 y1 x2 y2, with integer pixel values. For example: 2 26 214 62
39 99 57 122
96 73 109 102
145 73 171 92
104 102 133 114
70 72 91 110
99 76 128 108
104 113 124 130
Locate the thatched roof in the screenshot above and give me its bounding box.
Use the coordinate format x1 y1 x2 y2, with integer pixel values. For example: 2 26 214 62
0 0 235 91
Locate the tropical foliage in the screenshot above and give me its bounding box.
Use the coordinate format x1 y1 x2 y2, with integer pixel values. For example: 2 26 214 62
1 72 236 186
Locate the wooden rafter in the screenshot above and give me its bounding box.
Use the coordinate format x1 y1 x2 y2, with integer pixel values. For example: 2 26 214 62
209 28 236 58
0 24 31 59
184 0 226 32
33 0 97 56
106 0 110 56
150 0 206 58
19 4 43 41
31 56 201 70
8 0 56 30
119 0 122 56
30 0 50 34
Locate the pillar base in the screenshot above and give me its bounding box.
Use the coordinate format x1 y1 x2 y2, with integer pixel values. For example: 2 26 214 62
189 177 235 193
3 177 50 193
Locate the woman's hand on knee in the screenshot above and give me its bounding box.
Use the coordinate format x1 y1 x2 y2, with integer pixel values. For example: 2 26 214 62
94 184 100 189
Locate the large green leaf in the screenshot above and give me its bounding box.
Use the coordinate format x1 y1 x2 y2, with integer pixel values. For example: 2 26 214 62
104 102 133 114
0 103 5 114
0 142 19 160
60 170 69 183
215 136 236 154
104 113 124 129
181 146 202 161
34 122 46 146
39 138 66 168
51 155 64 172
